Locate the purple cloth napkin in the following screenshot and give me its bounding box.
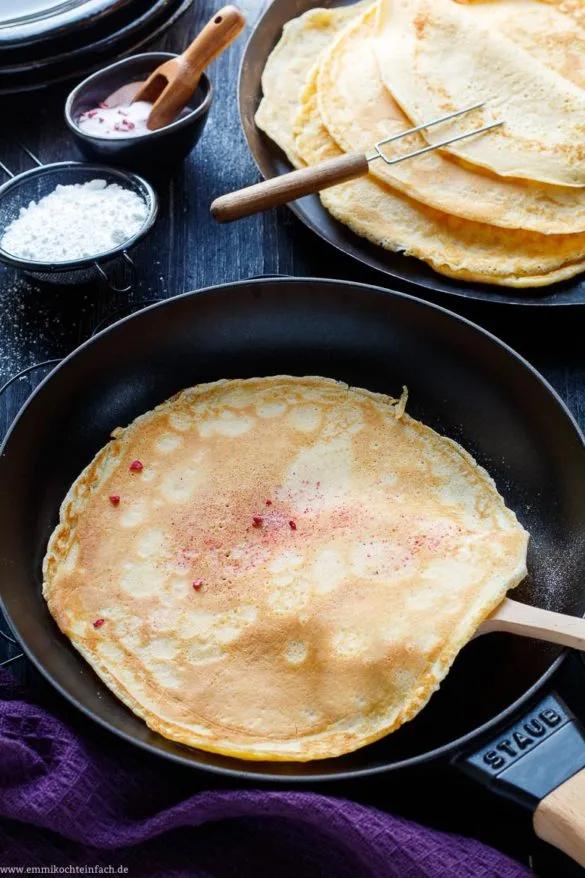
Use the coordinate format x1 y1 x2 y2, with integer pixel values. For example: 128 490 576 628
0 671 530 877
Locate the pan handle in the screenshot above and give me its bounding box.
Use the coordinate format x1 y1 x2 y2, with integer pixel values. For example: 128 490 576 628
458 692 585 868
534 768 585 866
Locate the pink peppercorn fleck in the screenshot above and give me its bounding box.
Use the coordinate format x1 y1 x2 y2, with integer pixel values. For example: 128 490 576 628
93 618 105 629
252 515 263 528
129 460 143 472
289 520 297 530
192 580 203 591
265 499 272 506
109 495 120 506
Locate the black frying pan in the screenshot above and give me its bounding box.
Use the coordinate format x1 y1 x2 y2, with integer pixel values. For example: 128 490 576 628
1 279 585 858
238 0 585 308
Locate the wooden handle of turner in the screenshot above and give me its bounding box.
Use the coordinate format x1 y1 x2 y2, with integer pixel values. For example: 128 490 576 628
478 598 585 650
534 768 585 867
210 152 368 222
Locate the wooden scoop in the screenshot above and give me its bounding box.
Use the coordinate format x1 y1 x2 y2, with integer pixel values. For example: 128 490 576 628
478 597 585 649
132 5 245 131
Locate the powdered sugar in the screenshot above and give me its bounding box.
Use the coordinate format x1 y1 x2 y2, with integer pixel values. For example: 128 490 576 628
0 178 148 262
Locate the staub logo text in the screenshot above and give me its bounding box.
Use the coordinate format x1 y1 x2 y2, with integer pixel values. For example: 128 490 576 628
482 706 563 772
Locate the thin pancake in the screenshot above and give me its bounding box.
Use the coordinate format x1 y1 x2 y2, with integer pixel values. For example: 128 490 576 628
460 0 585 89
255 2 370 167
44 377 528 761
318 5 585 234
296 70 585 286
375 0 585 187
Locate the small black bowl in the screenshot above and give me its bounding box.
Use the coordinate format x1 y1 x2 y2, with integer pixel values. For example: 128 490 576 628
65 52 213 169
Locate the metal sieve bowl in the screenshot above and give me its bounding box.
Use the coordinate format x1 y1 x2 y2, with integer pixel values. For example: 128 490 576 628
0 161 158 289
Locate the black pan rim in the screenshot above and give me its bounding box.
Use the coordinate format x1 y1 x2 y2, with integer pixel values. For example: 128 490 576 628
237 0 585 309
0 276 581 781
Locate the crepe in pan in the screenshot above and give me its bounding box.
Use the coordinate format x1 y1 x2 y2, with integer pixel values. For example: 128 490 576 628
44 376 528 761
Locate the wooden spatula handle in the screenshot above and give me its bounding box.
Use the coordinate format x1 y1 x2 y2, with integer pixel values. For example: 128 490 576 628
211 152 368 222
479 597 585 650
534 768 585 868
183 6 245 72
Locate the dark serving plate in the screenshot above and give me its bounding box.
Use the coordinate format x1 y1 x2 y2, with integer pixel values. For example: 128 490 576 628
238 0 585 307
0 0 194 94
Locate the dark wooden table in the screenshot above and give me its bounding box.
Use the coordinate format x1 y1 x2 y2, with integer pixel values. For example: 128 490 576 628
1 1 584 874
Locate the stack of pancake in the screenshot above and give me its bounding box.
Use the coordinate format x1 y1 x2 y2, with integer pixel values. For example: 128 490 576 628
256 0 585 288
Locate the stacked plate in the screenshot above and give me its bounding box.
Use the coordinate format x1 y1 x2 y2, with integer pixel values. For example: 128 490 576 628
0 0 194 94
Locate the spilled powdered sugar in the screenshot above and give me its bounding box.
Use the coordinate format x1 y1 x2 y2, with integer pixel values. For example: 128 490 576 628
0 179 148 262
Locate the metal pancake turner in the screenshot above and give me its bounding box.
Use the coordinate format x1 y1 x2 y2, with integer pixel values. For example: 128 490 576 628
211 102 503 222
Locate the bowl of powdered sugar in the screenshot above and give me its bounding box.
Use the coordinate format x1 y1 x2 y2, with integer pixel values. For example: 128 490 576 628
0 162 157 287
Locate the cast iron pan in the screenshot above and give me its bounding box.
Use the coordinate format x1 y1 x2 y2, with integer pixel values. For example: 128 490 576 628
238 0 585 308
0 276 584 789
